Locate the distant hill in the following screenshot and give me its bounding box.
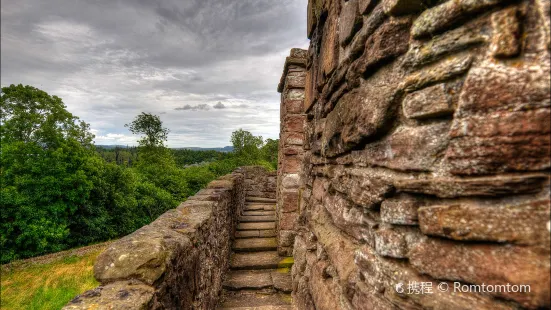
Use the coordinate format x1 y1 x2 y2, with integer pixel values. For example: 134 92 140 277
96 145 234 152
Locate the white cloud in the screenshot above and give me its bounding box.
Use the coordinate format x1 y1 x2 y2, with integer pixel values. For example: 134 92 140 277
1 0 309 147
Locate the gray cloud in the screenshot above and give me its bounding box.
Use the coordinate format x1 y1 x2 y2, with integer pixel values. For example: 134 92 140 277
1 0 308 147
175 104 210 111
213 102 226 109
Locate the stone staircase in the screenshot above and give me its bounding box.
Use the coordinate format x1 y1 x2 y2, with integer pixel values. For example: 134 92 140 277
217 197 294 310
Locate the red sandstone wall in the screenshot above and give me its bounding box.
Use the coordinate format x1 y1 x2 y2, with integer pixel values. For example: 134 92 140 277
276 49 308 256
292 0 551 309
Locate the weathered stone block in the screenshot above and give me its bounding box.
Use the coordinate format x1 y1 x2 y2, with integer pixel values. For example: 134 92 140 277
355 245 520 310
94 220 194 285
491 7 521 58
401 55 472 93
304 67 315 112
418 200 551 245
411 0 506 38
402 82 460 119
322 64 403 157
283 155 301 173
285 99 304 114
309 261 344 310
323 193 378 243
286 74 307 89
284 115 306 133
356 122 450 171
310 203 360 281
283 145 303 156
280 212 299 230
331 168 393 209
402 19 487 68
409 238 551 308
279 230 297 247
339 0 362 46
312 177 328 202
291 48 308 59
286 88 305 100
283 132 304 146
282 173 300 189
349 5 386 59
445 60 551 175
354 16 412 76
382 0 429 16
63 281 154 310
307 0 317 38
320 7 339 77
394 173 549 198
374 225 424 258
380 193 425 225
282 191 300 213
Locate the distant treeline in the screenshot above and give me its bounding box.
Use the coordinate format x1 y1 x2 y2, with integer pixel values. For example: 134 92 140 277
0 84 277 263
96 147 233 168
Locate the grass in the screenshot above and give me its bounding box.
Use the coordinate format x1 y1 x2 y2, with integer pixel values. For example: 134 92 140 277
1 248 103 310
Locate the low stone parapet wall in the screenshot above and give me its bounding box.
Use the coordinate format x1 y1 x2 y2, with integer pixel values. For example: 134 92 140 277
243 166 277 199
63 167 270 309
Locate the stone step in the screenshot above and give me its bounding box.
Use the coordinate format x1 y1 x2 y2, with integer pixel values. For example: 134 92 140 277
230 252 294 270
244 204 275 211
242 211 275 216
237 222 275 231
233 238 277 252
222 270 293 293
240 215 276 222
223 270 273 290
235 230 277 239
246 197 277 203
217 290 292 309
270 271 293 293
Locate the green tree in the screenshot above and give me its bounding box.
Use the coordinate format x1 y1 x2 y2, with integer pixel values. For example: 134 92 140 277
230 129 264 160
0 84 97 262
125 112 169 148
261 138 279 169
126 112 189 201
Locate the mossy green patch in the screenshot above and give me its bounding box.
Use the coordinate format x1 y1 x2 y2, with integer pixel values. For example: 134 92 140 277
278 257 294 269
276 267 291 273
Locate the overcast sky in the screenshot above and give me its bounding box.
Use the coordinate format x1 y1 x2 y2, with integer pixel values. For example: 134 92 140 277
1 0 309 147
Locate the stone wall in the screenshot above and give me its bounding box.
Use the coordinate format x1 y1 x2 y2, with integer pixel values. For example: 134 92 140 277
63 166 272 310
244 166 277 199
276 48 308 256
292 0 550 309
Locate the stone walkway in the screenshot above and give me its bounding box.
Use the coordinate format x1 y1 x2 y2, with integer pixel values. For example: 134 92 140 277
217 197 294 310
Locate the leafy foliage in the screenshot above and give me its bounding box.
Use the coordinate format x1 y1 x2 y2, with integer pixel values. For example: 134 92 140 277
1 85 97 261
261 138 279 169
231 129 264 160
0 85 278 263
125 112 169 148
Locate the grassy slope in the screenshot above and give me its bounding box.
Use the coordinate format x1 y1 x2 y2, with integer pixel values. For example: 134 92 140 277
1 247 104 310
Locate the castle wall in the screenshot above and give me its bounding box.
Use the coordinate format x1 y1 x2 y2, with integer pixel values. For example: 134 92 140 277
291 0 551 309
